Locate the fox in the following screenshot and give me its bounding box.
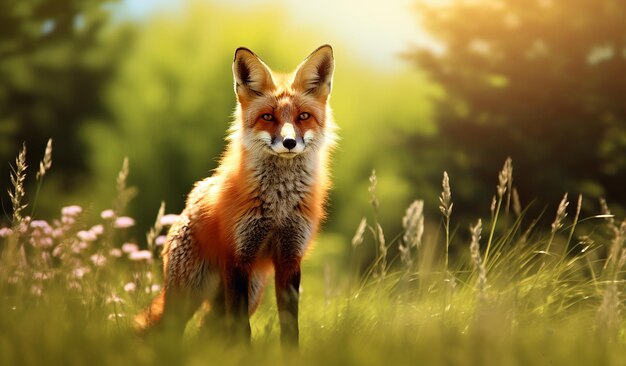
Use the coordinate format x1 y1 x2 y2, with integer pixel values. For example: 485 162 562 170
134 45 337 346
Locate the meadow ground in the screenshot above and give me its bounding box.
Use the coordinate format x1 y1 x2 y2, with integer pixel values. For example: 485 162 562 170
1 145 625 366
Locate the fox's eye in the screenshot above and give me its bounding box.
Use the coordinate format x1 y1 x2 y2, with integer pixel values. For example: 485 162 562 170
299 112 310 120
261 113 274 121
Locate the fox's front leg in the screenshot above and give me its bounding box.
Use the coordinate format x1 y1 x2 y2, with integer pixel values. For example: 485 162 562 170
225 217 270 342
223 265 251 342
274 261 301 345
274 216 310 346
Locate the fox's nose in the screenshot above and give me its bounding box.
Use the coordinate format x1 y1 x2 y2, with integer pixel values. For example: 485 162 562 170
283 138 297 150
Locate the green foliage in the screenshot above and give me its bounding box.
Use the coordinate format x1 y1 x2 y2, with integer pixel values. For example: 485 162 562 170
0 0 124 216
1 149 626 365
409 0 626 218
330 66 438 240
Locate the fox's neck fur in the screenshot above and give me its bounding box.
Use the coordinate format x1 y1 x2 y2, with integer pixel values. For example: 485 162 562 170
253 154 319 222
218 121 334 221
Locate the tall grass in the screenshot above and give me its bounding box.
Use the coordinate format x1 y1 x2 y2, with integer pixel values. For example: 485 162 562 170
439 172 452 272
1 144 625 366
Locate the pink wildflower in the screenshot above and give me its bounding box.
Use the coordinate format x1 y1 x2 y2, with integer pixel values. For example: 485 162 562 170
77 230 97 242
109 248 123 258
123 282 136 292
100 209 115 220
160 214 179 226
29 221 54 248
30 235 53 249
30 220 50 229
0 227 13 237
121 243 139 253
155 235 167 246
129 250 152 261
73 267 90 279
90 253 107 267
90 224 104 235
72 241 89 253
114 216 135 229
18 217 31 233
62 205 82 217
52 228 64 238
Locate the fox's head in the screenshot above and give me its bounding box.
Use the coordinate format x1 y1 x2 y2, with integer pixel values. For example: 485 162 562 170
232 45 335 160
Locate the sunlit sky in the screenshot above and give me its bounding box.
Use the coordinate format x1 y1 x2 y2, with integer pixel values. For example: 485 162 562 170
116 0 439 69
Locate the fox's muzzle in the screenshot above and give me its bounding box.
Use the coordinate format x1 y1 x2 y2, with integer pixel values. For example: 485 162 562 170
281 123 297 150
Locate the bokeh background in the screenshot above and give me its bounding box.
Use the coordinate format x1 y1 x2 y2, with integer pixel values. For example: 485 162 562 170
2 0 625 263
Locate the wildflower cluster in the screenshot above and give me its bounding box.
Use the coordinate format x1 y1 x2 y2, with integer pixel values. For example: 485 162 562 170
0 142 180 324
2 206 166 284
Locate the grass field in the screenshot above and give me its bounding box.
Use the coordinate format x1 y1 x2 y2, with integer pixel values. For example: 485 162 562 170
1 144 625 366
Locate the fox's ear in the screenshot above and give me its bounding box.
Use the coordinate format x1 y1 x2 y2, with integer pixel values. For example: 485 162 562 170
233 47 275 99
292 45 334 99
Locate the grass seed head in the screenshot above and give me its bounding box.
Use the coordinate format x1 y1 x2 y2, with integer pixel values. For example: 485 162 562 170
469 219 487 298
9 143 28 226
400 200 424 270
551 193 569 234
497 157 513 198
402 200 424 249
439 172 452 218
352 217 367 247
599 198 616 228
36 138 53 180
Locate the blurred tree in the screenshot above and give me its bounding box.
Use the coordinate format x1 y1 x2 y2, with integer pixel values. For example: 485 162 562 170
409 0 626 215
82 7 233 229
0 0 123 217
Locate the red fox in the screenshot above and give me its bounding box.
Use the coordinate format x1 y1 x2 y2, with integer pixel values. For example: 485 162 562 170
134 45 336 345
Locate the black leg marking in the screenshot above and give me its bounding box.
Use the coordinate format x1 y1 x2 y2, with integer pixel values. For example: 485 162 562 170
275 264 301 346
224 266 251 343
272 215 310 346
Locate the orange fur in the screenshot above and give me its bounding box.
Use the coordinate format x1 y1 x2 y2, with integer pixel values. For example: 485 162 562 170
135 45 336 345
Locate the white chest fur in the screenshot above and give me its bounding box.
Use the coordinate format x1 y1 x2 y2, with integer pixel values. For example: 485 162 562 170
234 154 317 260
252 154 317 220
